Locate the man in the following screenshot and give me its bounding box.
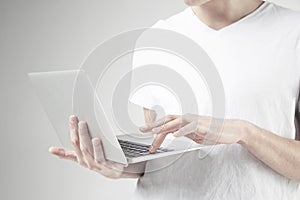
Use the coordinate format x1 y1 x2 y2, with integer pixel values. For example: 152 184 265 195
50 0 300 199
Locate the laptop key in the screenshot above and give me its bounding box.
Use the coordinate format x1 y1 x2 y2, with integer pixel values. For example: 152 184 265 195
118 139 174 157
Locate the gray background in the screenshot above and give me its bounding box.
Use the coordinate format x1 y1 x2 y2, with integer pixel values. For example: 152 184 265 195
0 0 299 199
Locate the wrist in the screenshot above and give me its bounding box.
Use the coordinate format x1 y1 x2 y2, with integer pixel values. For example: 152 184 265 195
237 120 257 147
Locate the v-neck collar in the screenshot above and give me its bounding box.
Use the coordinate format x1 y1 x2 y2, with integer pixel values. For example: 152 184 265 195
188 1 270 34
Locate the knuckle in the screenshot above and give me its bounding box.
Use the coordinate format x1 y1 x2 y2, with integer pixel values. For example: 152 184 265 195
80 147 88 154
71 138 80 147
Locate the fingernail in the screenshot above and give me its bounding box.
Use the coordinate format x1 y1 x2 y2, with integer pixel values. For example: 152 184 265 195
69 115 74 122
149 146 155 153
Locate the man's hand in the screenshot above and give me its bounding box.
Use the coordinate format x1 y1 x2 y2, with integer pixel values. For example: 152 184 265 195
140 114 252 153
49 115 142 179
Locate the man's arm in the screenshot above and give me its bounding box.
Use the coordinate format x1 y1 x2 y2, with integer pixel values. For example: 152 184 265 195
140 111 300 180
239 120 300 180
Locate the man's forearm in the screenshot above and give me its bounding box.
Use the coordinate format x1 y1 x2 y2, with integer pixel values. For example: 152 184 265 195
239 123 300 180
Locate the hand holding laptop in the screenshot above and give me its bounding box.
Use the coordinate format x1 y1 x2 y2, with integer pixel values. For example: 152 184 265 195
49 115 144 179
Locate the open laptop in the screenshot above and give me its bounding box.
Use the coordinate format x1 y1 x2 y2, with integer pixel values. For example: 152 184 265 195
28 70 206 164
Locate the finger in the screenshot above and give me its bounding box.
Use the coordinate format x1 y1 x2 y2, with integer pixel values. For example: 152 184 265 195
49 147 77 161
81 145 96 169
173 121 197 137
92 138 106 164
78 121 94 155
69 115 79 143
49 146 65 157
152 117 184 134
139 115 179 132
150 132 168 153
69 115 85 164
64 151 77 161
192 134 205 144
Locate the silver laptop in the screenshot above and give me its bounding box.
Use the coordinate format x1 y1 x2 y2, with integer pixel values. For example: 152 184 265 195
28 70 205 164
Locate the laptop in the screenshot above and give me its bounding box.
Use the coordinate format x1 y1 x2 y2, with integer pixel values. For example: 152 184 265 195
28 70 206 164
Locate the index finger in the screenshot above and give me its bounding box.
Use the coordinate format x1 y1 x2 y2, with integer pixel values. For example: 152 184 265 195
149 132 168 153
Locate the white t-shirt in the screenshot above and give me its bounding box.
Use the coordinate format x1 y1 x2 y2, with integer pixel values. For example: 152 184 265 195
130 1 300 199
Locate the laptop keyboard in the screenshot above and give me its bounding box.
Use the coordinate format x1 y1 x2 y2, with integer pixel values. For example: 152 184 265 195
118 139 173 158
